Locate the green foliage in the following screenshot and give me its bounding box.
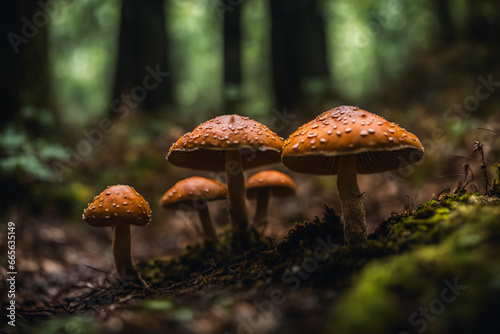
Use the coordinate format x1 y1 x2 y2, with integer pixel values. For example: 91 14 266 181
141 299 174 311
28 315 99 334
0 106 66 182
140 298 196 321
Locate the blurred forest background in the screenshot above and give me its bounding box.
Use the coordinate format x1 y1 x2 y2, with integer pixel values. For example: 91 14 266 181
1 0 500 252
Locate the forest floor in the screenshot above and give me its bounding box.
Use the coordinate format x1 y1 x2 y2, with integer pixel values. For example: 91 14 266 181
3 186 500 334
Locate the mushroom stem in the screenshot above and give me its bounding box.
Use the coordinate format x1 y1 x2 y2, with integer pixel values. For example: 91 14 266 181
112 223 138 280
225 150 249 236
197 206 219 244
337 155 367 243
253 188 270 229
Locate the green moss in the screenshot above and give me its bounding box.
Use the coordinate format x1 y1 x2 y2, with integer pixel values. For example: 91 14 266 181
328 204 500 334
370 193 484 251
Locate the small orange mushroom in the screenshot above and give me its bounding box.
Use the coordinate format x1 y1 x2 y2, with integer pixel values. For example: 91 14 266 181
160 177 227 244
83 185 151 282
245 171 296 231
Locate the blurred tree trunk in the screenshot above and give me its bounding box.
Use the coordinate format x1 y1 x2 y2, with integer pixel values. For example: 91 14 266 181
270 0 331 112
434 0 455 45
465 0 498 43
1 1 21 125
112 0 172 115
2 0 52 135
223 1 242 112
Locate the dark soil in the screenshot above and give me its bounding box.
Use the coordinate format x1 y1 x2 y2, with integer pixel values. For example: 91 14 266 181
3 191 500 334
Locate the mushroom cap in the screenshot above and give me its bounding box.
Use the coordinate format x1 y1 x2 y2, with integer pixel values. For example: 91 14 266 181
160 176 228 209
282 105 424 175
82 185 152 227
167 114 284 171
246 170 296 198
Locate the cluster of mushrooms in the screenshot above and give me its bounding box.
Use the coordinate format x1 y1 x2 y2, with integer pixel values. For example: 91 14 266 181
82 105 424 281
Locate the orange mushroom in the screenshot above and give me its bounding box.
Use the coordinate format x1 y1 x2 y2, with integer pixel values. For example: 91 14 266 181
160 177 227 244
282 106 424 243
245 171 296 231
167 115 283 240
83 185 151 281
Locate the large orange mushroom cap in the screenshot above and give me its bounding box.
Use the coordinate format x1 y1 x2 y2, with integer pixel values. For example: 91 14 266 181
167 114 284 171
83 185 152 227
282 105 424 175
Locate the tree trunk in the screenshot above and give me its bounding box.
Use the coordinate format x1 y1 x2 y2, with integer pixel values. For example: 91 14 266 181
270 0 331 112
434 0 455 45
465 0 492 43
223 1 243 112
2 1 21 125
112 0 172 114
2 0 52 135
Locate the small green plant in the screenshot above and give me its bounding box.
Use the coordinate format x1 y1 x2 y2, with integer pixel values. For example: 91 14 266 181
475 128 500 196
448 128 500 196
0 106 66 182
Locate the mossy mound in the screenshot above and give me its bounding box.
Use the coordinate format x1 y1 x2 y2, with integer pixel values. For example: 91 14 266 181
328 196 500 334
139 192 495 293
258 193 488 289
276 205 343 256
